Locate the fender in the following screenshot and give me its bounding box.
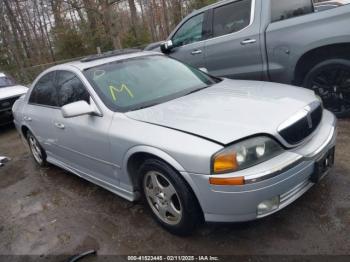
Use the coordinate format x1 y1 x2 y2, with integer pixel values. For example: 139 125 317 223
292 36 350 69
121 145 204 205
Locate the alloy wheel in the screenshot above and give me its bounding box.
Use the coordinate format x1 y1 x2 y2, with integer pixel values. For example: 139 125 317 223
143 171 182 225
29 135 43 164
309 65 350 115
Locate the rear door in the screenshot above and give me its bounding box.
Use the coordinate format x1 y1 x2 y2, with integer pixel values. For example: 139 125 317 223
168 12 209 69
24 71 61 157
204 0 263 80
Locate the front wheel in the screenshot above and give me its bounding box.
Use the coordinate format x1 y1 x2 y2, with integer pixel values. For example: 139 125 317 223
303 59 350 118
27 131 47 166
139 159 203 236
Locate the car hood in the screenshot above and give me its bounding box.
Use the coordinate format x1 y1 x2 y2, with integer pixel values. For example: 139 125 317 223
0 85 27 100
126 79 318 145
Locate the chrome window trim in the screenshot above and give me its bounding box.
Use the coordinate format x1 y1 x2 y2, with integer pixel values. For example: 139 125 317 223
172 0 256 49
27 69 103 117
27 102 60 110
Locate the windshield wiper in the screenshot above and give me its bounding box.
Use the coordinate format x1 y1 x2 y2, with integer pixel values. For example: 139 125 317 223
184 86 209 96
131 102 160 111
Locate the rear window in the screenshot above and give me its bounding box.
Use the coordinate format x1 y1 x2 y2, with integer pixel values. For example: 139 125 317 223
271 0 314 22
29 72 58 107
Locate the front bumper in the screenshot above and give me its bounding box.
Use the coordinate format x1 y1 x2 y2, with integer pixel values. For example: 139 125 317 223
185 110 337 222
0 108 13 125
0 95 22 125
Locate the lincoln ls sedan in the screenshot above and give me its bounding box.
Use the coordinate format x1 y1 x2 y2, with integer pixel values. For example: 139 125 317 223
12 50 337 235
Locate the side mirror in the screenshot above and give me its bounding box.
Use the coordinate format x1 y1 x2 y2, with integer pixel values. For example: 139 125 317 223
199 67 209 74
61 100 99 118
160 40 174 54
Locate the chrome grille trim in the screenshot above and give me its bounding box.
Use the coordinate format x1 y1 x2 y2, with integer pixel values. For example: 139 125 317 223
278 101 323 146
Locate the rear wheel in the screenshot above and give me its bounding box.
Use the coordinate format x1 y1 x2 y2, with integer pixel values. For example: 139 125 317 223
303 59 350 118
139 159 203 236
27 131 47 166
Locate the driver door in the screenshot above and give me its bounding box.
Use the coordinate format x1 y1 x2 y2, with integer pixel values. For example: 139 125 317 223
53 70 116 184
168 12 209 69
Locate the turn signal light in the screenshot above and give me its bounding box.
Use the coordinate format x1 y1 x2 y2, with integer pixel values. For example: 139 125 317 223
213 153 238 173
209 176 245 186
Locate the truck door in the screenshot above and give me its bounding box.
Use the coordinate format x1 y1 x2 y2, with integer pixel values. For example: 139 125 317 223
204 0 263 80
167 12 208 69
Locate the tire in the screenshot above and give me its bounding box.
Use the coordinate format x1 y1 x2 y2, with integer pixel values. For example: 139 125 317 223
26 131 47 166
303 59 350 118
138 158 203 236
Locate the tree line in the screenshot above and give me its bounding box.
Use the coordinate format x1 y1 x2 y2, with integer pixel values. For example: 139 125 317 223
0 0 217 83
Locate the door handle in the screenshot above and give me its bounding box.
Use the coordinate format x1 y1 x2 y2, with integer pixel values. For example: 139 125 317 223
23 116 32 122
55 123 65 129
241 39 257 45
191 49 202 55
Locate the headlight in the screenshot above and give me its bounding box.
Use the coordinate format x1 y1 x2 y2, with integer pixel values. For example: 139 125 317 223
212 136 284 174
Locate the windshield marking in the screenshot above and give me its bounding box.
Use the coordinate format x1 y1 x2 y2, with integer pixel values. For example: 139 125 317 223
109 84 134 101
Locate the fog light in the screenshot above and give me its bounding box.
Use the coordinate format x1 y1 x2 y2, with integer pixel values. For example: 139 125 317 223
257 196 280 216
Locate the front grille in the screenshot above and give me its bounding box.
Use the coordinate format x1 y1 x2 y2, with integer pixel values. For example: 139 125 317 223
0 96 19 111
279 103 323 145
310 103 323 128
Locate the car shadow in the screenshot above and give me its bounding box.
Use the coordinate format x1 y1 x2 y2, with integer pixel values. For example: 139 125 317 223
0 122 15 133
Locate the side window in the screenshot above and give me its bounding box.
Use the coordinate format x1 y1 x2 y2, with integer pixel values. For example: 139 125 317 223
56 71 90 107
271 0 314 22
29 72 58 107
212 0 252 38
172 13 205 47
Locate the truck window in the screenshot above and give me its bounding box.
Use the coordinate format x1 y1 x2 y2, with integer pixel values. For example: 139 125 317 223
212 0 252 38
271 0 314 22
172 13 205 47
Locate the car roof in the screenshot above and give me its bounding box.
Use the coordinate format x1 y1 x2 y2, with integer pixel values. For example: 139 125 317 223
49 50 162 72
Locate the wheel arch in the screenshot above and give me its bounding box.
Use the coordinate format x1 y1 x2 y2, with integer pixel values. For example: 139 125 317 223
21 124 33 139
294 43 350 86
123 146 204 210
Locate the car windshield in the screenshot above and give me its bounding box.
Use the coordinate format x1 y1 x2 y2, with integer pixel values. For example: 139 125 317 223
83 55 219 112
0 75 16 88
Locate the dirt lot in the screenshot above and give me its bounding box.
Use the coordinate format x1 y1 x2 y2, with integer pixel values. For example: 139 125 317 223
0 121 349 259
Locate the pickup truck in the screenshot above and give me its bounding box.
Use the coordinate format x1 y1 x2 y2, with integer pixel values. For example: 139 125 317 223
145 0 350 117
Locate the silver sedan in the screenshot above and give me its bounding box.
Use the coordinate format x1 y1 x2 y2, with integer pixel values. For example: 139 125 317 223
12 51 337 235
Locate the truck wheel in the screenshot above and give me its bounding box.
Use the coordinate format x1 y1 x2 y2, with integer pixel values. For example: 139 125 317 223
303 59 350 118
138 158 203 236
27 131 47 166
